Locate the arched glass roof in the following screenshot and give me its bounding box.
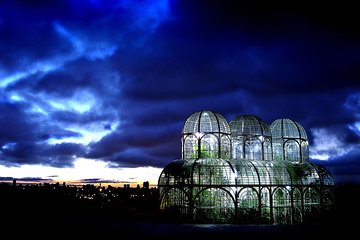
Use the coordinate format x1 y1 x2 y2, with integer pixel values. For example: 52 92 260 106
312 162 335 185
230 115 271 137
192 158 236 185
158 159 332 188
182 110 231 135
270 118 308 140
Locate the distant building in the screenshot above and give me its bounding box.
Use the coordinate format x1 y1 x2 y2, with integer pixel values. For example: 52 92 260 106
143 181 149 189
158 111 335 224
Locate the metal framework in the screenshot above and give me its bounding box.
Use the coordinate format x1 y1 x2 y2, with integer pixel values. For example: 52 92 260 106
230 115 272 161
158 111 335 224
271 118 309 163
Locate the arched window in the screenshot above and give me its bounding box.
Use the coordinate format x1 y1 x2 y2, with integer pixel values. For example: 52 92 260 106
303 188 320 222
200 134 218 158
237 188 259 223
184 135 198 159
264 139 272 160
301 141 309 162
244 139 262 160
221 135 231 159
245 141 251 159
194 188 235 223
292 188 302 223
160 188 190 216
261 188 271 223
285 140 300 162
272 141 283 161
273 188 291 224
232 138 243 159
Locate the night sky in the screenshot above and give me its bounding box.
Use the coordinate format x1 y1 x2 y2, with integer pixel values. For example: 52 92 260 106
0 0 359 185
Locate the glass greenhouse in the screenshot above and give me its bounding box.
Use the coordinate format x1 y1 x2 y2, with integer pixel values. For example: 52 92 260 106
158 111 335 224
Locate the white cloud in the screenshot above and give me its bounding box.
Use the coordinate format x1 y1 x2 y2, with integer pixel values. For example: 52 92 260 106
310 128 353 160
47 120 119 145
48 90 96 114
349 122 360 136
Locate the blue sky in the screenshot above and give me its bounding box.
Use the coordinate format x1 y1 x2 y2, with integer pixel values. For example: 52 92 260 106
0 0 360 186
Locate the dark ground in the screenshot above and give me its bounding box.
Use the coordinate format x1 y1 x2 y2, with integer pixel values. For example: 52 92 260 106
1 183 359 239
3 216 357 240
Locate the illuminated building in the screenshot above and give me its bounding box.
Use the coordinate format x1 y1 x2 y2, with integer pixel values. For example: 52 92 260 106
158 111 335 223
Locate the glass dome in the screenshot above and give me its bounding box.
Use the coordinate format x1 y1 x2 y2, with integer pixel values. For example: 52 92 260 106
182 110 231 134
181 111 231 159
270 118 308 140
230 115 272 161
270 118 309 163
230 115 271 137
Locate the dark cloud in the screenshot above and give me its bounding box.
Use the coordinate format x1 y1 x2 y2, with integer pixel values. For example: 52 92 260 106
78 178 132 184
0 177 15 181
0 176 51 182
0 0 360 183
17 177 52 182
0 100 35 143
86 120 181 167
313 148 360 184
1 141 84 167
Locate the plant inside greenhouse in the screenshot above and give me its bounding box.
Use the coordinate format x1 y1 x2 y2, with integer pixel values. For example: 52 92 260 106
158 111 335 224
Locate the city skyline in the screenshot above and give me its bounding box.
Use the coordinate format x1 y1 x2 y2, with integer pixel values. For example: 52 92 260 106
1 1 360 186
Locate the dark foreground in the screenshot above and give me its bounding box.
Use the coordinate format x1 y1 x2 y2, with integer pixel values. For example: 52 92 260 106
1 182 359 239
2 213 357 240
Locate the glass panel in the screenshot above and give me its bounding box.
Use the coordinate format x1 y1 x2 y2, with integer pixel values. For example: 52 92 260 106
183 112 200 133
183 135 198 159
182 111 230 134
273 187 291 224
221 135 231 159
272 141 283 161
260 188 271 223
303 188 320 222
264 139 272 160
285 140 300 162
216 113 231 134
244 139 262 160
283 119 300 138
232 138 243 159
199 111 218 133
192 159 236 185
160 188 190 216
245 141 251 159
301 141 309 162
200 134 219 158
234 161 259 185
193 188 235 223
237 188 259 223
292 188 302 223
312 163 334 185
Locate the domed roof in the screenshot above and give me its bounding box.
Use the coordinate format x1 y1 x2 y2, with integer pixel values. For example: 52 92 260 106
229 114 271 137
159 159 328 187
270 118 308 140
182 110 230 135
